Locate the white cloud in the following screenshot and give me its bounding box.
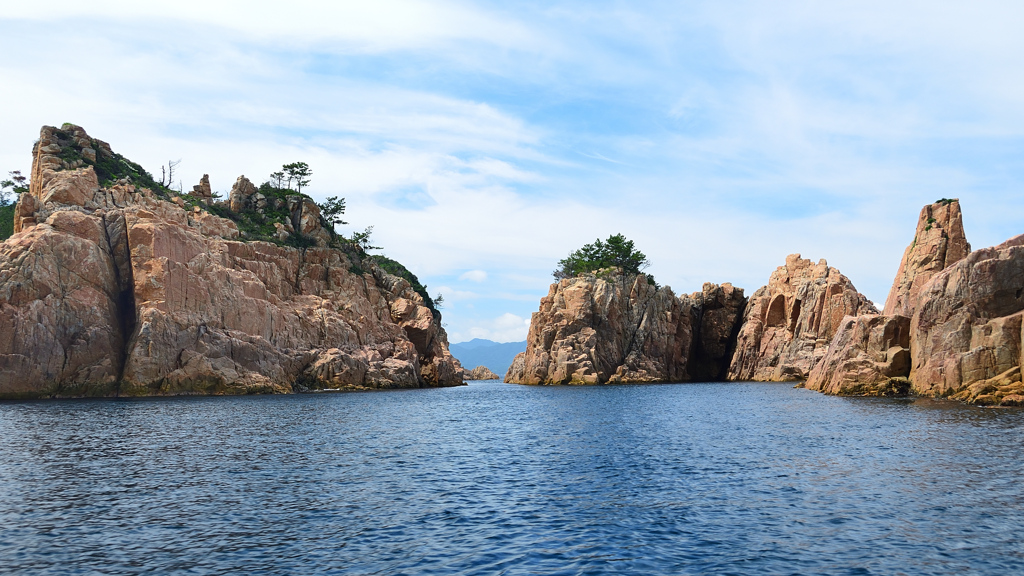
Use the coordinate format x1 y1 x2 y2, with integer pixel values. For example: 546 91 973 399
458 270 488 282
433 286 478 302
449 313 531 344
4 0 1024 342
5 1 548 53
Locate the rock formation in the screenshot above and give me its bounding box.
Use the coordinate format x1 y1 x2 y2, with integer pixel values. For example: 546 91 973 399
910 234 1024 405
463 366 500 380
504 270 745 385
726 254 878 382
804 315 911 395
0 124 463 398
192 174 213 201
807 199 970 396
883 199 970 317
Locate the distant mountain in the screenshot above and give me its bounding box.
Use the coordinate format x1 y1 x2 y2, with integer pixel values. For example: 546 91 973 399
450 339 527 379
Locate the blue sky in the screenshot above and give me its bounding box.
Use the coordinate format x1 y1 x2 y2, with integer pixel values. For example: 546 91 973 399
2 1 1023 342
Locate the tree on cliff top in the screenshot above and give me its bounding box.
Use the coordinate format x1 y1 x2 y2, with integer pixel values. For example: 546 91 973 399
283 162 311 193
553 233 650 280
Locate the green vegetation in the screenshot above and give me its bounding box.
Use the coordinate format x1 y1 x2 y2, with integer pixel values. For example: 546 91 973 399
1 170 28 200
206 168 321 246
282 162 311 193
553 233 651 281
370 254 439 314
206 166 368 261
320 196 347 228
48 124 172 196
935 198 955 206
0 170 28 241
2 135 436 314
0 204 14 241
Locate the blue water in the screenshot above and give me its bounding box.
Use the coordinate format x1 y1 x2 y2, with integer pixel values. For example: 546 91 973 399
1 381 1023 575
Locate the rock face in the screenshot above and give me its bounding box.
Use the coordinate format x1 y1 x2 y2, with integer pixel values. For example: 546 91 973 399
688 282 747 381
805 314 911 395
808 200 970 396
0 125 463 398
504 271 745 385
727 254 878 382
883 199 970 317
910 234 1024 405
463 366 500 380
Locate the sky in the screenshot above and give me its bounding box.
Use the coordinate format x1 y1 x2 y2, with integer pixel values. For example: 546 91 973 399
2 1 1023 343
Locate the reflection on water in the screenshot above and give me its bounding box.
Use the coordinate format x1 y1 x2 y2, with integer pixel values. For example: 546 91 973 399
2 382 1024 575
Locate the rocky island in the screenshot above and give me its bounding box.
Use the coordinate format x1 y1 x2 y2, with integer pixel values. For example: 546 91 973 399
0 124 464 398
508 202 1024 406
463 366 501 380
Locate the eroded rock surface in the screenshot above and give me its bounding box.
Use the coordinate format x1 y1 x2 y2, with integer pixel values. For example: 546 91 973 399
805 314 911 395
505 271 745 385
726 254 878 382
505 272 690 385
883 199 970 317
910 234 1024 405
0 125 463 398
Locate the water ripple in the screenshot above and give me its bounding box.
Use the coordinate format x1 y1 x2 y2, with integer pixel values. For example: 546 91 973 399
2 382 1024 574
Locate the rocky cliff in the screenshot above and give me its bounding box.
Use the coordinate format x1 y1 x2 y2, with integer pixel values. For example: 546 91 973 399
805 198 1024 404
504 270 745 385
0 124 463 398
910 234 1024 405
805 200 970 396
726 254 878 382
804 314 911 396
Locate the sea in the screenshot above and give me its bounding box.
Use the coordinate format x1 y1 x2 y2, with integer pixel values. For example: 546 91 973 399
1 380 1023 575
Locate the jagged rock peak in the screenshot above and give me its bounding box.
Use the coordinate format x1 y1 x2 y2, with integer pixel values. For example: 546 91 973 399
727 254 878 382
883 198 970 317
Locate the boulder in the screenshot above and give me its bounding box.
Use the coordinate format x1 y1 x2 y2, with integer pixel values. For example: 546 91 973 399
805 314 911 395
288 195 331 247
910 234 1024 404
228 175 258 213
883 199 970 317
727 254 878 382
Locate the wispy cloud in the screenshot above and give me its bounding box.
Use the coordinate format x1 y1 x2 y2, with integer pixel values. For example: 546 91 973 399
3 1 1023 342
459 270 488 282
